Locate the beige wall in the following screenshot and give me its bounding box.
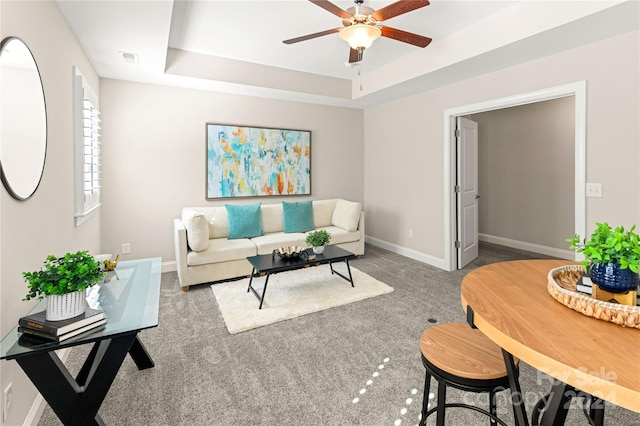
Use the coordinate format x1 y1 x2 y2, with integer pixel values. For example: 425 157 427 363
1 2 638 424
364 29 639 262
0 1 100 424
470 96 575 250
98 79 364 265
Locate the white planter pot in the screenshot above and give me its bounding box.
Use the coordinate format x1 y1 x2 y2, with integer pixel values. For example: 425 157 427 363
313 246 325 255
46 290 87 321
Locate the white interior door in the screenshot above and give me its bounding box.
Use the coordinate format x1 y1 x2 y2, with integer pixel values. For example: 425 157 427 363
456 117 479 268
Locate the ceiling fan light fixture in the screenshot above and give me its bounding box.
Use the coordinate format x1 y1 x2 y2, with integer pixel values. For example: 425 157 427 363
339 24 381 50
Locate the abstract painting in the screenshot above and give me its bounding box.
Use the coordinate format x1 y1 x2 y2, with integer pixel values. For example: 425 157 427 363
206 124 311 199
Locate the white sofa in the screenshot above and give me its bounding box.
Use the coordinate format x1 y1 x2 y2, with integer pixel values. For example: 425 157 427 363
173 199 364 290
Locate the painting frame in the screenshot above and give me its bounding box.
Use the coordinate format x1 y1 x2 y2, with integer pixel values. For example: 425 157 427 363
206 123 312 200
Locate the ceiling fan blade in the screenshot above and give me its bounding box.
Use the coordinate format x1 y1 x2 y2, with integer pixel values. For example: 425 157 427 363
283 28 341 44
309 0 352 19
373 0 430 22
380 26 432 47
348 48 362 63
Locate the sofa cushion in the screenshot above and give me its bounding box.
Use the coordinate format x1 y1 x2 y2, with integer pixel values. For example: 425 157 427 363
187 238 257 266
313 226 360 245
225 203 264 239
331 199 361 232
261 203 284 234
251 233 307 255
282 201 314 233
181 210 210 252
207 207 230 239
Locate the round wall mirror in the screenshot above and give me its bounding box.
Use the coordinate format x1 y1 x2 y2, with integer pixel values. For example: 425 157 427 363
0 37 47 201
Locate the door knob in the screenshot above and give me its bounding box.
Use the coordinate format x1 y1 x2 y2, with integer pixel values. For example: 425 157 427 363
476 194 480 199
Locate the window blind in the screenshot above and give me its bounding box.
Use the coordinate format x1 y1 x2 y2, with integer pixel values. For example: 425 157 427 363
74 67 101 226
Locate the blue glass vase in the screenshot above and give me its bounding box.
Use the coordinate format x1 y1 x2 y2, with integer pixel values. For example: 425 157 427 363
590 263 639 293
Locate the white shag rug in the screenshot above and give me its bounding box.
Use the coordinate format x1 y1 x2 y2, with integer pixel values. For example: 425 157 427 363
211 264 394 334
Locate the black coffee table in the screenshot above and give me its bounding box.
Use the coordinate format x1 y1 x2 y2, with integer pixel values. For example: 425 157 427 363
246 245 355 309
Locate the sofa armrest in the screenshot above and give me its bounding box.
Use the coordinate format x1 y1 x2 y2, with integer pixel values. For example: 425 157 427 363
173 218 189 290
357 211 365 236
356 211 365 255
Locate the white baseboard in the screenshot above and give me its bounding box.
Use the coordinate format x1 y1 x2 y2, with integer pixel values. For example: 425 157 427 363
478 233 575 260
24 394 45 426
162 260 176 273
365 236 448 270
161 235 573 277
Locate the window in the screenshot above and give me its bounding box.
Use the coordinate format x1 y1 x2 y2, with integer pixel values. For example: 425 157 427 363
73 67 101 226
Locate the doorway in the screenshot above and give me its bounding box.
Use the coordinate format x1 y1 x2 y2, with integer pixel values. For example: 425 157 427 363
444 81 587 271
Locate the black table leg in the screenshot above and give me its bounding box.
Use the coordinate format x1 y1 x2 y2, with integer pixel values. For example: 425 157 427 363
76 336 154 387
532 385 605 426
587 395 605 426
502 350 529 426
76 341 101 386
538 381 572 425
16 333 138 426
329 259 355 287
247 270 271 309
247 267 257 293
258 274 271 309
129 336 155 370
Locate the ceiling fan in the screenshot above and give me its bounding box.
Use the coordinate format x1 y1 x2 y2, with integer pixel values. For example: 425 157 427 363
283 0 432 63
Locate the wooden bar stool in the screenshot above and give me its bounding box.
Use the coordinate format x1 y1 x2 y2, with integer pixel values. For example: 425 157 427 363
419 323 519 426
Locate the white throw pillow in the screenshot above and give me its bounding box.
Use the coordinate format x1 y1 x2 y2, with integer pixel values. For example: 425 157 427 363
313 199 337 228
331 200 361 232
182 211 210 252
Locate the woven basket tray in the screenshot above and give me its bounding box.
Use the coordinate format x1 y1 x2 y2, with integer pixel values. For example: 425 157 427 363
547 265 640 329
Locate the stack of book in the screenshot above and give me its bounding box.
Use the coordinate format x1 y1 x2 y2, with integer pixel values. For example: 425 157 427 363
18 308 107 343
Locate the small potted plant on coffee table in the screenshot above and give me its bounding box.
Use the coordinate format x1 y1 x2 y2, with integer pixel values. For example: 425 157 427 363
306 229 331 255
567 222 640 293
23 250 105 321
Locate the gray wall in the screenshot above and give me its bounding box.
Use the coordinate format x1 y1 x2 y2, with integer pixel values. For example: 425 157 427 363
471 96 575 250
0 1 100 424
364 29 639 263
98 79 364 266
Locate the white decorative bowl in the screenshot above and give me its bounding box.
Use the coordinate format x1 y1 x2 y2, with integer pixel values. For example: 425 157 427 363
276 246 306 259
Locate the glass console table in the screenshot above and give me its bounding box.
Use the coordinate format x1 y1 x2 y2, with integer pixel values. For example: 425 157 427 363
0 257 162 425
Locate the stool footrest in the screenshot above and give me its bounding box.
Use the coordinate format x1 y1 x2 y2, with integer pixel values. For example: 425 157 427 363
422 403 509 426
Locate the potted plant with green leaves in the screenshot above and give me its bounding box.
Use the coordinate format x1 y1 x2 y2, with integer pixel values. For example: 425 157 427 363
305 229 331 254
23 250 105 321
567 222 640 293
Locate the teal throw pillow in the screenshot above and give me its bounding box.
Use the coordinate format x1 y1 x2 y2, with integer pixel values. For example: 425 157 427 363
225 203 264 239
283 201 314 233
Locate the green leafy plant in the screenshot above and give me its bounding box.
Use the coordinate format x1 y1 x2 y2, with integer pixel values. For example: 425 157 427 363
305 229 331 248
23 251 105 301
567 222 640 273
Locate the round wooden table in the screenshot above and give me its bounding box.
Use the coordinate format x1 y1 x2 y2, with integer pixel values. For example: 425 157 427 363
460 259 640 424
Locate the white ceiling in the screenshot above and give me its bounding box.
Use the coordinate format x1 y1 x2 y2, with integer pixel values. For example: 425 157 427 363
56 0 639 108
167 0 517 79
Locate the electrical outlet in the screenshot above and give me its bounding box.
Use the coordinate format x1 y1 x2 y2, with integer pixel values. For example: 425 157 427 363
122 243 131 254
3 383 12 422
408 229 414 238
586 183 602 198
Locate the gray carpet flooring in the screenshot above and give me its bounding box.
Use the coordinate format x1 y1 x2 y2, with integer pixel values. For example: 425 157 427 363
38 242 639 425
